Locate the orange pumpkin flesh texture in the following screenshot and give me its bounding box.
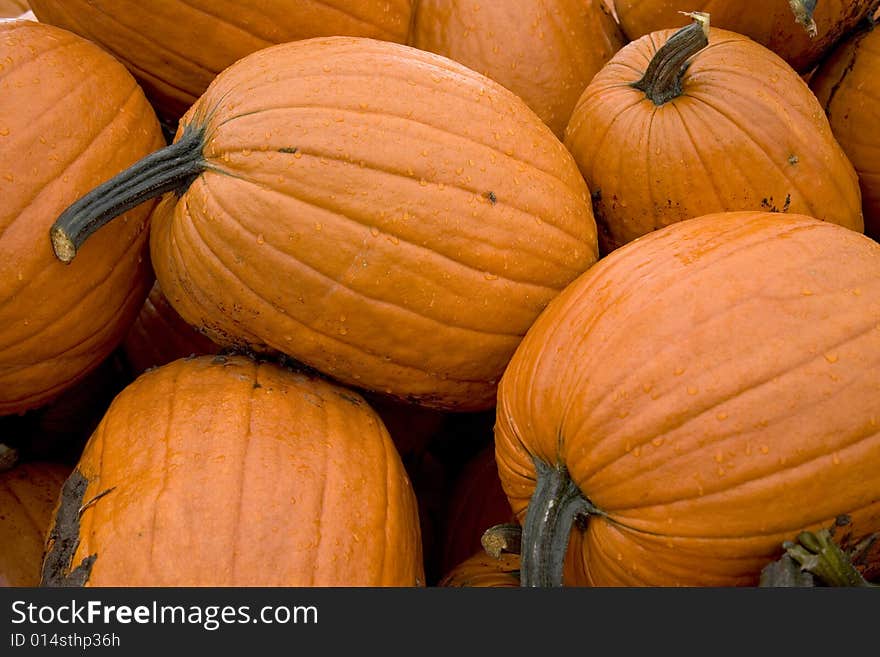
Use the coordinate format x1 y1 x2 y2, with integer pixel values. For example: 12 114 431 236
0 461 70 587
410 0 626 139
439 551 520 588
51 37 598 412
811 20 880 240
0 21 163 415
495 211 880 587
613 0 877 72
41 355 424 587
564 16 864 255
27 0 415 124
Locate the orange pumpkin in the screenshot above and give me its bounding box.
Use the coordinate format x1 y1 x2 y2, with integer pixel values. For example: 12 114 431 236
41 354 424 586
0 1 28 18
410 0 626 138
50 37 598 411
122 279 220 376
0 21 163 416
564 14 863 254
27 0 414 124
495 211 880 586
439 551 520 587
810 20 880 240
1 462 70 586
613 0 876 72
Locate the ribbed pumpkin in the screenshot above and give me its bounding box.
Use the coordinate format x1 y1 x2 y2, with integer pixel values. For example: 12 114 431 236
122 280 220 376
495 211 880 587
27 0 414 125
613 0 877 72
50 37 598 411
409 0 626 139
564 14 863 254
1 462 70 586
0 1 28 19
0 21 163 416
41 354 424 587
439 551 520 587
440 444 514 575
810 19 880 240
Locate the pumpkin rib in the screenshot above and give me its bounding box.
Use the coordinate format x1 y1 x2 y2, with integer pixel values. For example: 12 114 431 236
228 367 256 583
189 184 530 343
308 396 332 587
669 102 726 209
211 172 571 296
2 479 46 537
0 67 140 242
210 102 586 218
0 218 147 360
146 376 176 576
603 429 880 540
573 302 880 494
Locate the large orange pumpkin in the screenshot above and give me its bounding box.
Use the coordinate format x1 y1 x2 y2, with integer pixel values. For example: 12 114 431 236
49 37 598 411
1 461 70 586
613 0 876 72
810 19 880 240
0 1 28 19
494 211 880 586
41 354 424 586
27 0 414 125
410 0 626 139
0 21 163 415
564 14 863 254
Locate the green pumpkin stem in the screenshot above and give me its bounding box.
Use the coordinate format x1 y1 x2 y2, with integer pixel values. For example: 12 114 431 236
50 125 206 264
520 458 599 587
788 0 818 37
631 12 710 106
782 528 878 587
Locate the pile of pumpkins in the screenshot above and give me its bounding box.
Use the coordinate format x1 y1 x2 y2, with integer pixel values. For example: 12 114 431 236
1 0 879 588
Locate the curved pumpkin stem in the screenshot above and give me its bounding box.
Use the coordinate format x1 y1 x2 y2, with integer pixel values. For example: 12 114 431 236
782 528 878 587
788 0 818 37
631 12 710 106
50 125 206 264
481 523 522 558
520 458 600 587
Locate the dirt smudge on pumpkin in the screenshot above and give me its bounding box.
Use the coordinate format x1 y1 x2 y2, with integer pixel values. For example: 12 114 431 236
40 470 98 587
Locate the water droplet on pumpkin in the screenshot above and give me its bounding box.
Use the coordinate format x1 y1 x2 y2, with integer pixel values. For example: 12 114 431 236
801 289 813 296
3 173 12 182
484 272 498 281
832 453 841 465
687 386 699 395
338 327 348 336
419 178 428 186
632 446 641 457
370 226 380 237
241 148 251 156
0 127 8 136
759 445 770 455
314 223 323 232
824 352 839 364
714 452 723 463
674 366 685 376
651 437 664 447
716 412 728 421
256 234 265 245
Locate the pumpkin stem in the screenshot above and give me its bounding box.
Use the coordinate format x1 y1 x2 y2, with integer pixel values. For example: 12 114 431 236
631 12 710 106
788 0 818 38
50 125 206 264
782 528 878 587
520 458 600 587
481 523 522 558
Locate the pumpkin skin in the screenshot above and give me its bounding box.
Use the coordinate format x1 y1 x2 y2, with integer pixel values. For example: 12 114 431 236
53 37 598 411
613 0 876 72
122 279 220 376
27 0 414 125
41 354 424 587
0 1 29 19
1 462 70 587
410 0 626 139
0 21 163 415
495 211 880 586
439 551 520 587
810 21 880 240
564 19 863 254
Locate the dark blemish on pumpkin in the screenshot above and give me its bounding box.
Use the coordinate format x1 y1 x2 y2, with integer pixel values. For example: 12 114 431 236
484 191 497 205
835 514 852 527
336 391 362 405
212 355 228 364
788 155 799 165
761 195 790 213
252 382 262 389
279 147 298 154
591 189 602 203
41 470 97 587
782 194 791 213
